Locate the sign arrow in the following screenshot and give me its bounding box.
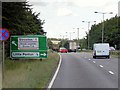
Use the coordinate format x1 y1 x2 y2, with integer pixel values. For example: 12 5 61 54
40 53 46 56
12 41 17 46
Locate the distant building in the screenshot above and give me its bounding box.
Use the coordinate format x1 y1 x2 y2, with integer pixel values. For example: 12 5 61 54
51 40 61 45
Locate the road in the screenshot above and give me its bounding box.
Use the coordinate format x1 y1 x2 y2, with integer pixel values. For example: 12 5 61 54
52 52 118 88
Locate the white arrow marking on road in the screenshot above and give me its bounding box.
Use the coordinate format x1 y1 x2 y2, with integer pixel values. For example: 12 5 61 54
12 41 17 46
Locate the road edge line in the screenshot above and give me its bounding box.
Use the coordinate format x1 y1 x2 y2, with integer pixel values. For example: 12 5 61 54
47 53 62 89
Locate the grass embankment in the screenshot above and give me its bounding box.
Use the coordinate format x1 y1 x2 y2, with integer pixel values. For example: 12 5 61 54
110 51 120 58
3 52 59 88
80 50 119 57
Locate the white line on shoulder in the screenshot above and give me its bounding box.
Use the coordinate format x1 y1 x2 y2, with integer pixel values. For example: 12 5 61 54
47 54 62 89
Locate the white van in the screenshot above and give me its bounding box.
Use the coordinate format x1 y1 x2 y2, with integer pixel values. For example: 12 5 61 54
93 43 110 59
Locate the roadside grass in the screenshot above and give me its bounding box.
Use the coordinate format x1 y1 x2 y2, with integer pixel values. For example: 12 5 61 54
80 50 119 58
3 52 59 88
110 51 120 58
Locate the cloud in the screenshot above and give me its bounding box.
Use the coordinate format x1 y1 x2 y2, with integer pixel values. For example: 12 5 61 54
119 1 120 16
28 0 75 7
57 7 73 16
68 0 108 7
28 2 49 7
28 0 50 7
103 1 118 14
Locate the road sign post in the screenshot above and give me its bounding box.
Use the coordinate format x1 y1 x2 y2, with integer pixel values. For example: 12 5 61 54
0 28 10 80
10 35 48 59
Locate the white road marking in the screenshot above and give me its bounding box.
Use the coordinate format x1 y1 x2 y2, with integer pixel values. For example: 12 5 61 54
99 65 104 68
108 71 114 75
93 61 96 63
47 54 62 88
88 59 91 60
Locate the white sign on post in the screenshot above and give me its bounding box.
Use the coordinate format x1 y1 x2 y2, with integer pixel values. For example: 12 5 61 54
12 52 40 58
18 38 39 50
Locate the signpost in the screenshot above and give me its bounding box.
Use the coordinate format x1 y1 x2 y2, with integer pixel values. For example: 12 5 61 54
10 35 48 59
0 28 10 80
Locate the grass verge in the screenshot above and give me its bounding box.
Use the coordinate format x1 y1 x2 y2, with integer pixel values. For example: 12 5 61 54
3 52 59 88
110 51 120 58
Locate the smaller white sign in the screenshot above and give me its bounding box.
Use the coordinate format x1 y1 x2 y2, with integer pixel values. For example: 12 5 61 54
12 52 39 58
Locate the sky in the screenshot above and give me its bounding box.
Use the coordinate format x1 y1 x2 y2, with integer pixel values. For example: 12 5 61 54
28 0 119 40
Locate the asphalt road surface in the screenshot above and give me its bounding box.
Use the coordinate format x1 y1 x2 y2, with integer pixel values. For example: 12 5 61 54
52 52 118 88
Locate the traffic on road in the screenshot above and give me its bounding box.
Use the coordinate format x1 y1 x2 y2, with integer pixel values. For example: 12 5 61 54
51 52 118 88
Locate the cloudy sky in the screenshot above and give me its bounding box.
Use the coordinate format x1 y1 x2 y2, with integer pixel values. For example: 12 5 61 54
28 0 119 39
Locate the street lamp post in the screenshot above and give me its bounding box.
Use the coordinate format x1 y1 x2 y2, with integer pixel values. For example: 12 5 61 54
77 28 79 41
73 28 80 51
94 11 113 43
66 32 75 40
82 21 96 50
60 34 67 47
77 28 79 50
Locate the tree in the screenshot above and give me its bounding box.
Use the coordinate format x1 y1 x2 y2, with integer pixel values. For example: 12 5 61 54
2 2 45 56
88 16 120 50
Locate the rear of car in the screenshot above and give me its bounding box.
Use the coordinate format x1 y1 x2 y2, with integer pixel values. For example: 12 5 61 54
93 43 110 59
59 47 68 53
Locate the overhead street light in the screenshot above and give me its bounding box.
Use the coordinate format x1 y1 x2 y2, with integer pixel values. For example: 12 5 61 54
94 11 113 43
73 28 80 50
73 28 80 40
82 21 96 50
60 34 67 40
66 32 75 40
94 11 113 14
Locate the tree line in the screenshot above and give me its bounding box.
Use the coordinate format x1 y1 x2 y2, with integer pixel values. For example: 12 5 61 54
80 16 120 50
48 16 120 51
2 2 45 56
47 16 120 51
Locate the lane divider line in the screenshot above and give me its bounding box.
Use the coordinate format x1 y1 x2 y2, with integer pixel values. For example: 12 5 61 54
93 61 96 63
88 59 91 60
47 54 62 89
108 71 114 75
99 65 104 68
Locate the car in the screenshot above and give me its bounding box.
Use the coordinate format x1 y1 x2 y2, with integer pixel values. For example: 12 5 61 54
109 47 115 51
59 47 68 53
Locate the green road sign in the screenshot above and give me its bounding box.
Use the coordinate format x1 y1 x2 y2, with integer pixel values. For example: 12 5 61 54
10 35 48 59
